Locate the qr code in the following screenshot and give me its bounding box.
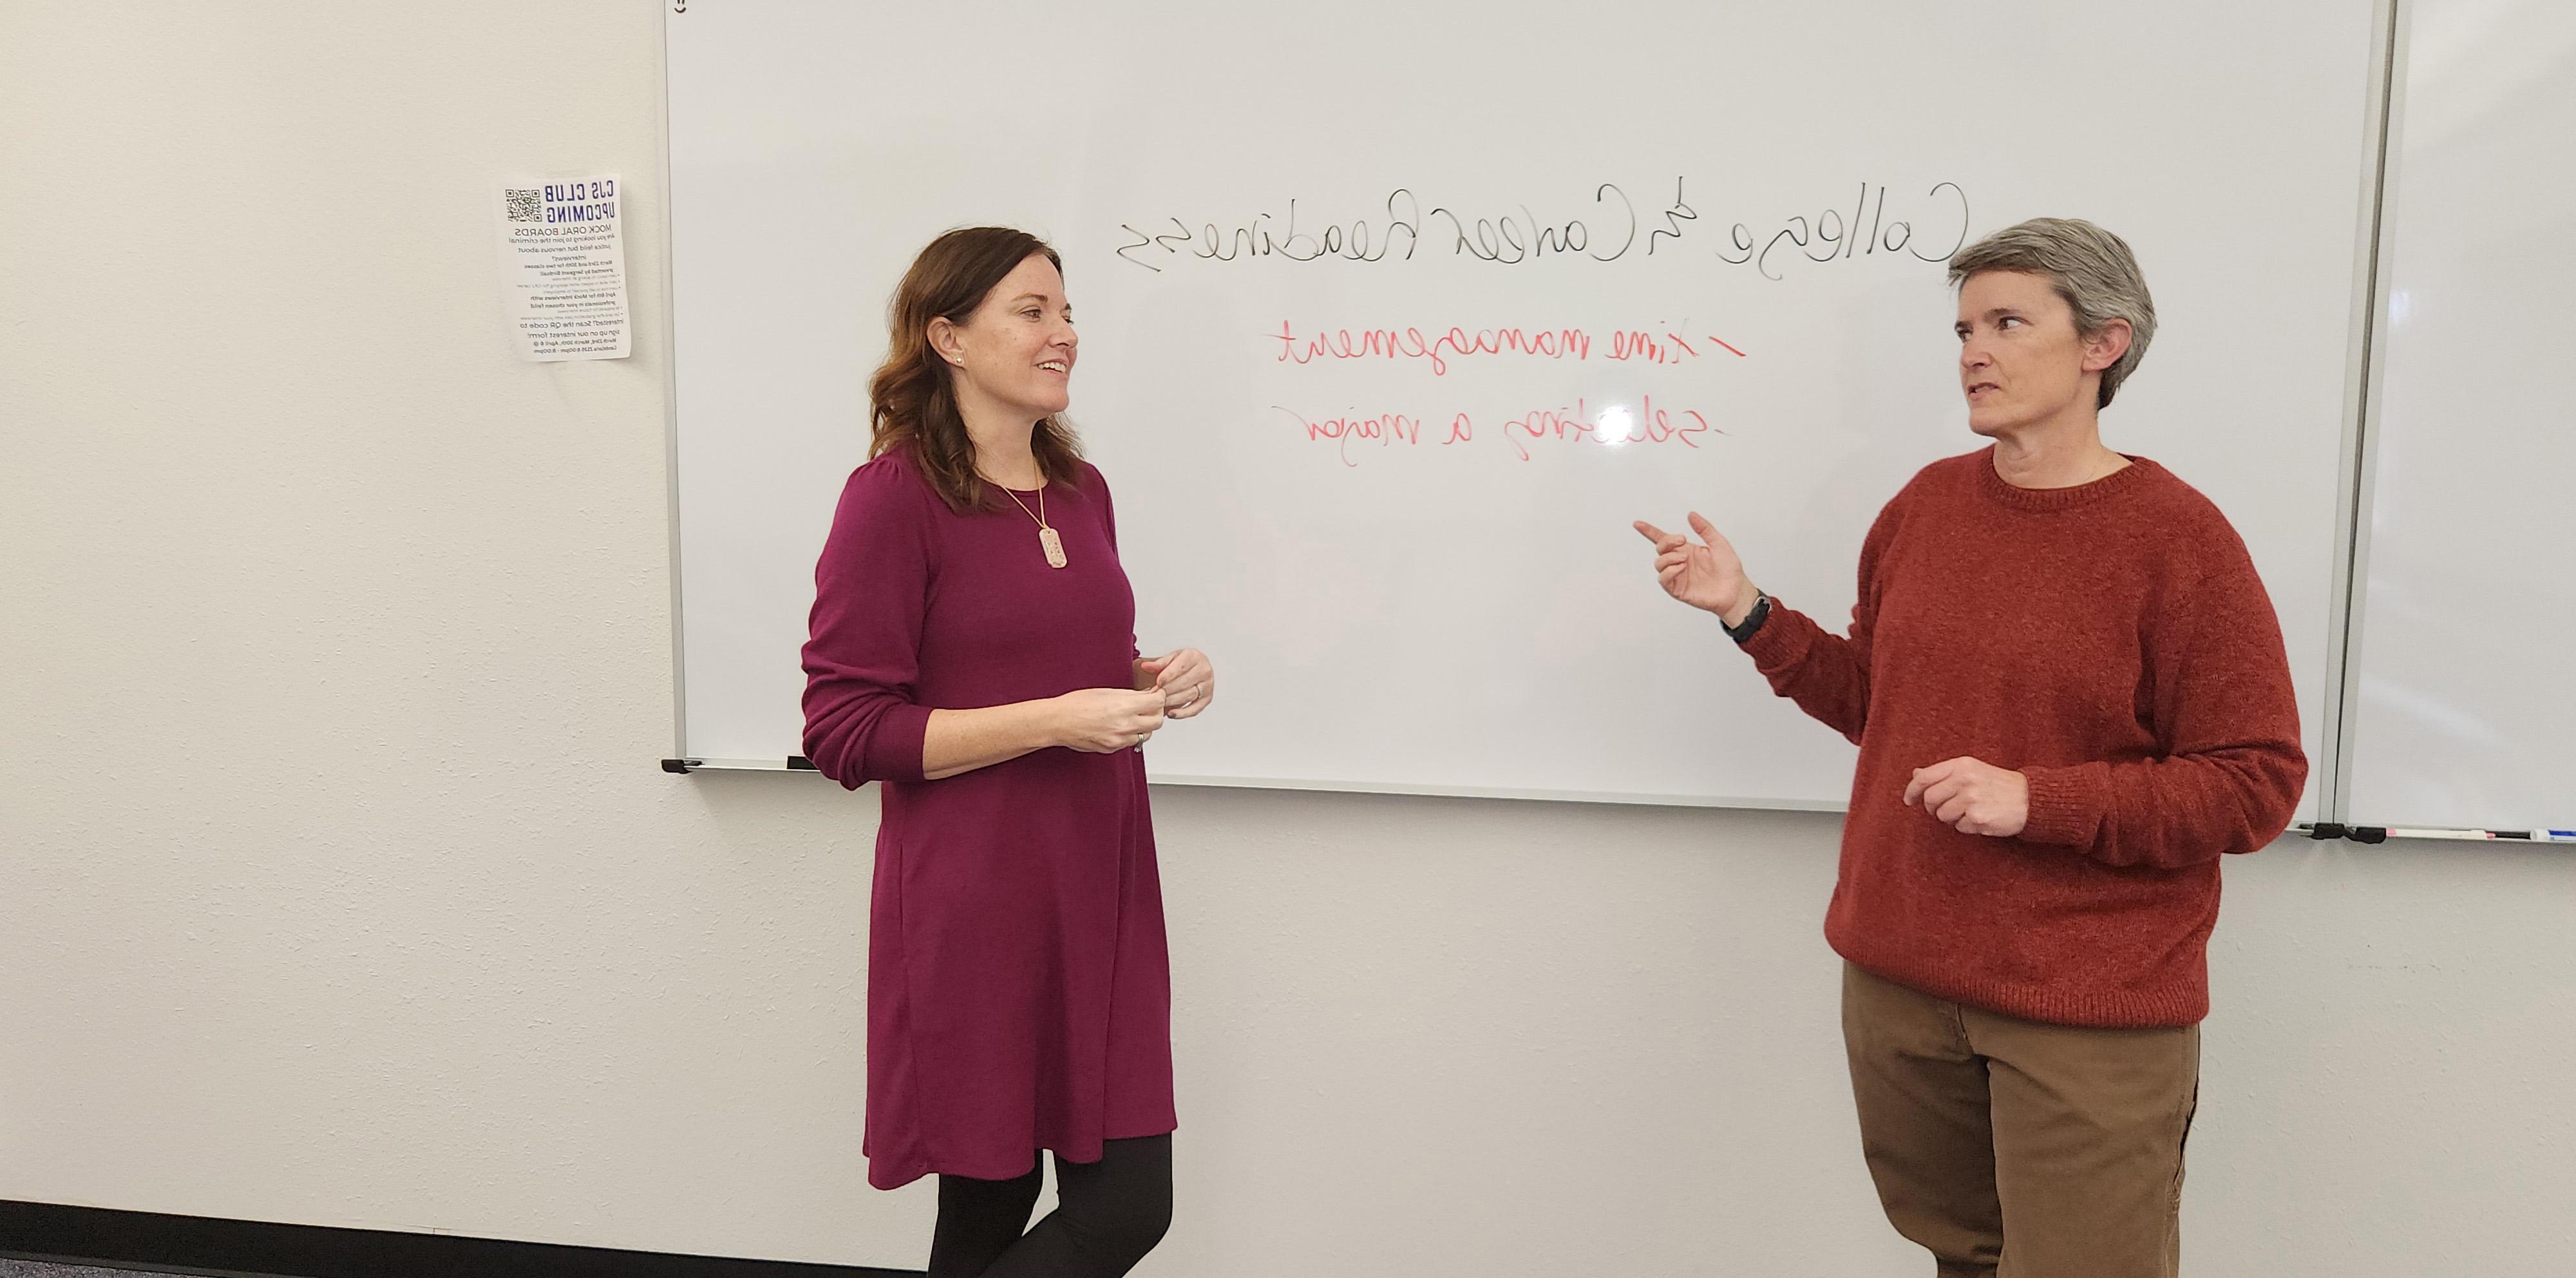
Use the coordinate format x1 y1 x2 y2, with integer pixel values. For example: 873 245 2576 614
505 188 542 223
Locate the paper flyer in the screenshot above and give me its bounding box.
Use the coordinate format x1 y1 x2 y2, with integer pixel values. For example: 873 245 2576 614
495 175 630 361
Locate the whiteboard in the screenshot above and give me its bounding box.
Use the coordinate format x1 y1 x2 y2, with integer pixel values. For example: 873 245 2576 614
664 0 2378 811
2341 0 2576 831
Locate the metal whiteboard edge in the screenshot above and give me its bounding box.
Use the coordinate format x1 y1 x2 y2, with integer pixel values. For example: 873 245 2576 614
655 8 692 765
2322 0 2407 827
676 759 1848 813
1143 774 1848 812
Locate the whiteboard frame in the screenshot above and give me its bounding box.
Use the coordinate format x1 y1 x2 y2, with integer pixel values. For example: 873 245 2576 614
654 3 2412 819
656 9 696 766
2326 0 2412 826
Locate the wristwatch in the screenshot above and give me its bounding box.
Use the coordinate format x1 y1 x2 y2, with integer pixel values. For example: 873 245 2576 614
1723 590 1772 644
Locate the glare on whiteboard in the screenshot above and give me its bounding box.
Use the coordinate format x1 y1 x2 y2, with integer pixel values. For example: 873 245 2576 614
1598 405 1634 446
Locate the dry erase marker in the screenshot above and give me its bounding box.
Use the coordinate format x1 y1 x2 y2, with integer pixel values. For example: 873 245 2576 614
2546 830 2576 843
2381 826 2514 841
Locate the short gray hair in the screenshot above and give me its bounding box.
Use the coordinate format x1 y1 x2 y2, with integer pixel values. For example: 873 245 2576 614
1947 218 2157 409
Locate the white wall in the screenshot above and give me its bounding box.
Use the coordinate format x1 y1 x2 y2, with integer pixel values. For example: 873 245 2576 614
1 5 2568 1275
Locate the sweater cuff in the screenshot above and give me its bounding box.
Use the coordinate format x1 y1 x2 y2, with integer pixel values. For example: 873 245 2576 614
859 702 935 783
2020 761 2110 847
1734 599 1812 672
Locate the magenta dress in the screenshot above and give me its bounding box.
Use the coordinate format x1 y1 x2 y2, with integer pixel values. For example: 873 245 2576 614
800 450 1175 1190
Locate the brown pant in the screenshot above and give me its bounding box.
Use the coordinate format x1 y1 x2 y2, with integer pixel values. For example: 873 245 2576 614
1841 963 2201 1278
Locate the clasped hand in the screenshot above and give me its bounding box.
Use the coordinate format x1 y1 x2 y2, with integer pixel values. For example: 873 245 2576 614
1138 648 1215 720
1052 649 1218 756
1904 757 2029 837
1053 687 1167 754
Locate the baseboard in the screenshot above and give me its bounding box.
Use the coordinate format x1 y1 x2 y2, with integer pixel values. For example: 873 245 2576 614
0 1201 923 1278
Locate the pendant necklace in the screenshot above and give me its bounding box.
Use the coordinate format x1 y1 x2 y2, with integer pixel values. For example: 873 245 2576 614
998 481 1066 569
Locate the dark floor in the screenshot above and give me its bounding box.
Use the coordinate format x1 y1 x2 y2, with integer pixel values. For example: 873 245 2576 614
3 1262 219 1278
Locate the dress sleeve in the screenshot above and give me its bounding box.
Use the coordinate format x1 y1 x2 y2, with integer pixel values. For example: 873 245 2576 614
800 460 938 788
1084 463 1141 664
2018 526 2309 868
1735 491 1905 745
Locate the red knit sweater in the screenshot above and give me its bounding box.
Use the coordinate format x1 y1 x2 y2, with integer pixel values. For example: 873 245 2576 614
1741 448 2306 1027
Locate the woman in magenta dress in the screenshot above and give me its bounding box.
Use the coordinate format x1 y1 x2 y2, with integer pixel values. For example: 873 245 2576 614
801 227 1214 1278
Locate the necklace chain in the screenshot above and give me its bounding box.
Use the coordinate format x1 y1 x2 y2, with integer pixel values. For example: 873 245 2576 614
989 472 1067 569
997 482 1047 530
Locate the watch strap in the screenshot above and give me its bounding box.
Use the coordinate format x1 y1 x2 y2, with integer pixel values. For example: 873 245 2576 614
1723 591 1772 644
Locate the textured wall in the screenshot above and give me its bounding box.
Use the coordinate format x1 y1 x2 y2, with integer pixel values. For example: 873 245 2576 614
2 4 2570 1275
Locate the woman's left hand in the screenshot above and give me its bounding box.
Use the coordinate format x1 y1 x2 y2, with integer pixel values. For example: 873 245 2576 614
1137 649 1217 720
1904 756 2029 837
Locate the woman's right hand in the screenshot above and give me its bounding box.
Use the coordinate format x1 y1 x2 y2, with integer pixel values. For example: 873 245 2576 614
1051 687 1169 753
1633 512 1757 625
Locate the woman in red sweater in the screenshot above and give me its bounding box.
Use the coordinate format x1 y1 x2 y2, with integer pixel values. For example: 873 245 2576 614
1638 218 2305 1277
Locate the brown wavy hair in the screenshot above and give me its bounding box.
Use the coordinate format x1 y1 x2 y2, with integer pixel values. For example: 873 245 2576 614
867 227 1084 513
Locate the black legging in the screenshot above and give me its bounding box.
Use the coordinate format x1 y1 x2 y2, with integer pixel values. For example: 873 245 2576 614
927 1134 1173 1278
